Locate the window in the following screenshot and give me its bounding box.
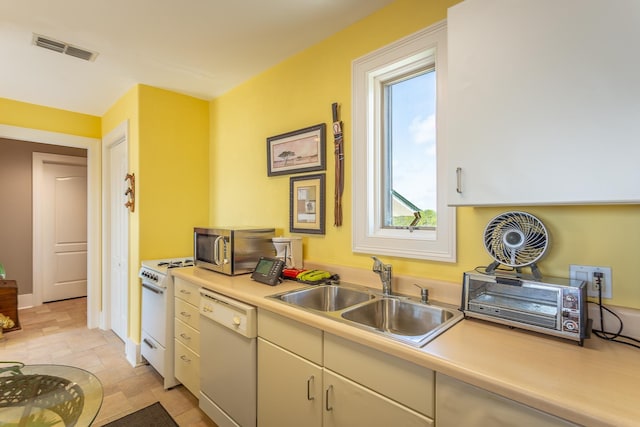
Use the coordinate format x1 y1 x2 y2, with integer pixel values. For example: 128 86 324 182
352 21 455 262
384 69 436 229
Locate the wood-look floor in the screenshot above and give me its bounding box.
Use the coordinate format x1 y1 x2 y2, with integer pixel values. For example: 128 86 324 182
0 297 217 426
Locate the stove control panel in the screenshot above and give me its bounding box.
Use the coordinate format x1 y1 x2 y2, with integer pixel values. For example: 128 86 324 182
139 268 160 283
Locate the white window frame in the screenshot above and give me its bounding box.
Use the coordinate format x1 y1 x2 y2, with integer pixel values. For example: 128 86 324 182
352 21 456 262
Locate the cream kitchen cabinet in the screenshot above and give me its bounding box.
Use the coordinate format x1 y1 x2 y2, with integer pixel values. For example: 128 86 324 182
257 309 323 427
324 333 433 420
257 309 433 427
258 338 323 427
446 0 640 206
173 277 200 397
436 373 578 427
323 369 431 427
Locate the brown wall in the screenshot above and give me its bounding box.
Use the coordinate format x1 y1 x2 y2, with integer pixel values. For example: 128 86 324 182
0 138 87 295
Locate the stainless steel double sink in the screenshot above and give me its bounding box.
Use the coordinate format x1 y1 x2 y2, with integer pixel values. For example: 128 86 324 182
269 283 463 347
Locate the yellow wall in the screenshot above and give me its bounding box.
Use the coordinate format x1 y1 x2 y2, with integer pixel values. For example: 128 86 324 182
210 0 640 309
103 84 209 340
0 97 100 138
137 85 210 259
3 0 639 337
3 85 209 342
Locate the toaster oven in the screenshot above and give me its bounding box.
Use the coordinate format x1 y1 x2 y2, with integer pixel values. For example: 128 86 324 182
461 271 588 345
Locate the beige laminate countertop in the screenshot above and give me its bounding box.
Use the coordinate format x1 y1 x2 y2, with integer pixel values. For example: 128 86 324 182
172 267 640 427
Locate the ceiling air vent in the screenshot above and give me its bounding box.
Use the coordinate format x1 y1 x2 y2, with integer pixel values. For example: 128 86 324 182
32 34 99 62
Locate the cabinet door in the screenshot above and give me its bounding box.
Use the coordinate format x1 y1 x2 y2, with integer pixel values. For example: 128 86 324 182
257 338 322 427
323 369 433 427
447 0 640 206
324 333 433 417
436 374 577 427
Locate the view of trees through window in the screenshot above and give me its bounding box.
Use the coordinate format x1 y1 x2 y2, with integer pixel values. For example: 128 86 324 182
384 68 437 229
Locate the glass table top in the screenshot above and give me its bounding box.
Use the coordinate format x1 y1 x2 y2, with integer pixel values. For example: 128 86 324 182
0 363 103 427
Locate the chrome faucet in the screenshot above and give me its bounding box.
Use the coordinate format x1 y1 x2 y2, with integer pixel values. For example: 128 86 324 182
371 256 392 296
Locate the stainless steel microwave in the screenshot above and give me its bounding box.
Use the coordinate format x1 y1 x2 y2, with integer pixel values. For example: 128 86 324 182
194 227 276 275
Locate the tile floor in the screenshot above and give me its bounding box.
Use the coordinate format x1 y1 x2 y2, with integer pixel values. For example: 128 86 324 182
0 297 217 426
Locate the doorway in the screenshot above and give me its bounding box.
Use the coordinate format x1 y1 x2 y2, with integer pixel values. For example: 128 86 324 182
0 124 101 328
103 121 129 341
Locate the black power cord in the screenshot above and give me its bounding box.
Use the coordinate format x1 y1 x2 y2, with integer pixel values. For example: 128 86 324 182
589 272 640 349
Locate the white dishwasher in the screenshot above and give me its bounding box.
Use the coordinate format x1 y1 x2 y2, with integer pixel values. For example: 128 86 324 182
199 288 257 427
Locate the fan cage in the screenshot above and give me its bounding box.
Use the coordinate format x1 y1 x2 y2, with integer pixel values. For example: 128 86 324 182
483 211 549 268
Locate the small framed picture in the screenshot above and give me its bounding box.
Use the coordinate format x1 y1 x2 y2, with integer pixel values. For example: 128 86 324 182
290 174 325 234
267 124 326 176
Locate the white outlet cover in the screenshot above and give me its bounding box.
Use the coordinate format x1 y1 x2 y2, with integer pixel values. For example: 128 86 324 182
569 264 612 299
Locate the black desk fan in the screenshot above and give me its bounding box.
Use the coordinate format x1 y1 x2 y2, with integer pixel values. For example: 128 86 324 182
483 211 549 280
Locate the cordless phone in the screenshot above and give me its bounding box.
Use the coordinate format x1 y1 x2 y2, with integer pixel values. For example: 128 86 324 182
251 257 285 286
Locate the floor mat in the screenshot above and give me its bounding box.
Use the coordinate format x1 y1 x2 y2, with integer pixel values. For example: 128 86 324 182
103 402 177 427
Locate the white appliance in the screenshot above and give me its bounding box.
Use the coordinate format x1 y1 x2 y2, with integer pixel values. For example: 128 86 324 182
138 257 193 389
272 237 303 269
199 288 257 427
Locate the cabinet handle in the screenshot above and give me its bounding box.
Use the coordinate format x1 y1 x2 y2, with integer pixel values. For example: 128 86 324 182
180 355 191 363
143 338 156 349
456 167 463 194
180 311 191 318
307 376 315 401
325 385 333 411
180 333 191 340
180 289 191 295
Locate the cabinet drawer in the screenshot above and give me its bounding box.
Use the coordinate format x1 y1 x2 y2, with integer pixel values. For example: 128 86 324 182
175 318 200 354
174 277 200 305
324 333 434 417
258 309 322 365
175 298 200 330
324 369 433 427
175 339 200 397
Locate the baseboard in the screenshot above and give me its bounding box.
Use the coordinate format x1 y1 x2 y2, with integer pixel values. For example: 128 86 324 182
125 339 145 367
18 293 33 309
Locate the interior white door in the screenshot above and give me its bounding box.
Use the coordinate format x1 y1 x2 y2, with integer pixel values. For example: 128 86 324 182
41 157 88 302
108 137 128 341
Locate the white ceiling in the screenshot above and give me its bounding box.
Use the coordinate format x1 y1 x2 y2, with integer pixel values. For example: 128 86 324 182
0 0 394 116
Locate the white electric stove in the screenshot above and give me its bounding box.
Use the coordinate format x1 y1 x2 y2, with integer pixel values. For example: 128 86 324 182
138 257 193 389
